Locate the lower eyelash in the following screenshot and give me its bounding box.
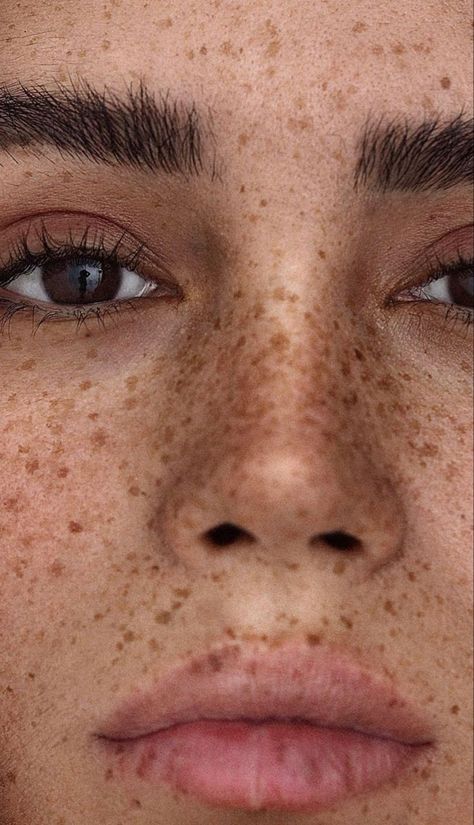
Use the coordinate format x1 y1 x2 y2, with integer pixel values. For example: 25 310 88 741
0 297 140 337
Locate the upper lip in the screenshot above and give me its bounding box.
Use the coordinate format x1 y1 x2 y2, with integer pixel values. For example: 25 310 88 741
96 640 436 747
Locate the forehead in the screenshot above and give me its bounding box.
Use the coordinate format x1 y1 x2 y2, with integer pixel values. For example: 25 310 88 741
1 0 471 106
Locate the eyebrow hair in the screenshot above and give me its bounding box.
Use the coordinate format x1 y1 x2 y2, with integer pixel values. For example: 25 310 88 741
354 110 474 194
0 77 221 181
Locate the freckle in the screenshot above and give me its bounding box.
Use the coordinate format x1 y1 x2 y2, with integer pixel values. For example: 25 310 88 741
123 630 135 642
270 332 290 352
440 76 451 89
391 42 405 54
318 249 326 259
102 39 111 50
187 49 195 59
384 599 397 615
200 45 208 54
407 570 416 581
126 375 139 391
28 672 35 679
80 380 92 391
451 704 460 715
352 21 367 33
87 348 98 359
57 465 69 478
205 653 223 672
20 358 36 370
124 396 137 409
68 521 83 533
333 559 346 575
116 641 124 651
148 637 160 650
49 560 65 577
91 429 107 447
88 412 99 420
155 611 172 624
94 612 104 621
173 587 191 598
372 44 384 55
306 633 322 646
340 616 353 629
25 458 39 474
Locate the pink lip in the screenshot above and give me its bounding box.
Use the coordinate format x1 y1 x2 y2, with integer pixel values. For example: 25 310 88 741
95 641 436 813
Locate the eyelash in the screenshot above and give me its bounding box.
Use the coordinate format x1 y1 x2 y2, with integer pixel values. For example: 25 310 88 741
0 223 472 336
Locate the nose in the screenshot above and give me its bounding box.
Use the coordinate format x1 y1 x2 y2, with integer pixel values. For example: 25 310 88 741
161 362 405 579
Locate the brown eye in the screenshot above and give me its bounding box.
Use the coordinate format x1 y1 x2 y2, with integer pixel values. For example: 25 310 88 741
447 271 473 310
1 253 158 306
42 257 122 305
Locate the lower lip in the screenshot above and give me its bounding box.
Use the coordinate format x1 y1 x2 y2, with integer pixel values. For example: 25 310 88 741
103 719 430 813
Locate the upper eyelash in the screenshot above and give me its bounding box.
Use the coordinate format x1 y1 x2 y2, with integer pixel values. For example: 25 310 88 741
0 220 147 287
421 249 472 289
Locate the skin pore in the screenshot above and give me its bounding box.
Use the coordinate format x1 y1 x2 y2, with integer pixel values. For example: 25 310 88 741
0 0 472 823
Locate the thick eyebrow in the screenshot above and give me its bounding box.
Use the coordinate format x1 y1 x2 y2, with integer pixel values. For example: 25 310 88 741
0 77 221 181
354 110 473 194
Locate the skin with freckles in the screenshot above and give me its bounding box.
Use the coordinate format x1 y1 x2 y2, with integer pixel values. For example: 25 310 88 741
0 0 473 823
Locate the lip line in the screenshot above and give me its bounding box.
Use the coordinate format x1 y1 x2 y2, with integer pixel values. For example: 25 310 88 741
96 640 437 747
98 716 434 748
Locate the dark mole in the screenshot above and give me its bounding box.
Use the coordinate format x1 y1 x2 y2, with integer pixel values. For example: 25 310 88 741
68 521 83 533
440 76 451 89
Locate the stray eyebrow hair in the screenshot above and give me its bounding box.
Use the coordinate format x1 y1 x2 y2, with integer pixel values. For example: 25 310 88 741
354 110 474 194
0 77 221 181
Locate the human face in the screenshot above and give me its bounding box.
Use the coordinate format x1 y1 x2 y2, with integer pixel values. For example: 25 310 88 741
0 1 472 823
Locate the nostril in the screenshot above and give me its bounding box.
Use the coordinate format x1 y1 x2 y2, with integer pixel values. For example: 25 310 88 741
315 531 362 552
202 523 256 548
